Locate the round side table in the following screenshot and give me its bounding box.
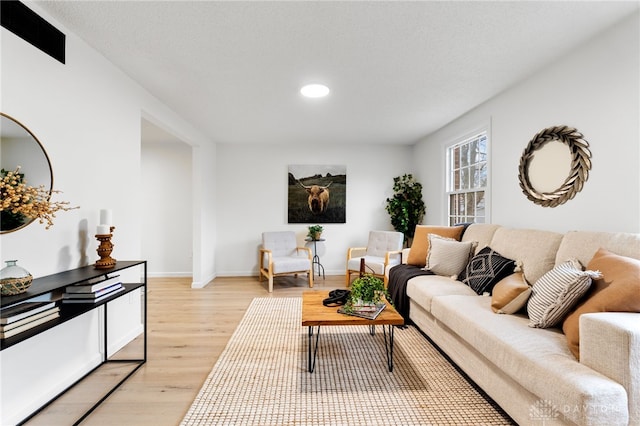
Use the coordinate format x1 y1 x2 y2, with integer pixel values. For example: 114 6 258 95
305 238 325 279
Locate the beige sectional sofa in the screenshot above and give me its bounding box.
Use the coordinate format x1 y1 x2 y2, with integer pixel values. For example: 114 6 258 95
397 224 639 425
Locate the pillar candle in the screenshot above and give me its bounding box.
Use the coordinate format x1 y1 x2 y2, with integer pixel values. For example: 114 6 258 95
100 209 113 227
97 225 110 235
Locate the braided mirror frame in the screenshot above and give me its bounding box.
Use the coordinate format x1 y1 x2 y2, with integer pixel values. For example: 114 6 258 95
518 126 591 208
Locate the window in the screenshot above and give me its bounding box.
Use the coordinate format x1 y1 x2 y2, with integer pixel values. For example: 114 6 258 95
446 131 488 225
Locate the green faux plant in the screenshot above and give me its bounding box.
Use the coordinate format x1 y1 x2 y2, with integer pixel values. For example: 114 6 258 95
344 275 388 312
385 174 426 245
307 224 324 240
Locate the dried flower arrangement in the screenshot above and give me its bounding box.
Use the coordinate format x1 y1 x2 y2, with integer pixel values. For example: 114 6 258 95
1 167 78 230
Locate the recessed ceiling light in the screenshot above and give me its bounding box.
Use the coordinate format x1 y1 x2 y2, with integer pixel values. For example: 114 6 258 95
300 84 330 98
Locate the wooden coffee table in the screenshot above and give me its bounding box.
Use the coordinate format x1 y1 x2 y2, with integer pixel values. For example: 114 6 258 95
301 290 404 373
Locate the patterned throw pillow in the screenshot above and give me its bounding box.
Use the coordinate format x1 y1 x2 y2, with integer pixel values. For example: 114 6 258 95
458 246 516 295
527 259 602 329
425 234 477 277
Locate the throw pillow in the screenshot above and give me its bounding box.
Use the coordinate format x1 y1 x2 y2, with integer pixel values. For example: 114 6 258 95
527 259 602 329
562 248 640 359
491 272 532 314
458 246 516 295
425 234 477 277
407 225 464 267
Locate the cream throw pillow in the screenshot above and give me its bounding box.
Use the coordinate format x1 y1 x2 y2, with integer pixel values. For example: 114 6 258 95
425 234 477 278
491 272 531 314
407 225 464 267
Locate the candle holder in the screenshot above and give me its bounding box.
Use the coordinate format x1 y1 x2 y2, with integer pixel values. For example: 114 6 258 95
95 226 116 269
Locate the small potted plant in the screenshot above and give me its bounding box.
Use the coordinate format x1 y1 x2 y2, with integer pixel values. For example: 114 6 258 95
307 224 324 241
344 275 388 315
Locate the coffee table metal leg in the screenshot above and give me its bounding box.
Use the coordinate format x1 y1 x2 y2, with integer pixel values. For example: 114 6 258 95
383 324 395 372
308 326 321 373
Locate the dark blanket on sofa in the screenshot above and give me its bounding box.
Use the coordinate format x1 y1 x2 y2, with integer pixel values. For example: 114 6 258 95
387 264 433 323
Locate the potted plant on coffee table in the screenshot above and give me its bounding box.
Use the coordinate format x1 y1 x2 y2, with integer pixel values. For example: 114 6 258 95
343 275 389 318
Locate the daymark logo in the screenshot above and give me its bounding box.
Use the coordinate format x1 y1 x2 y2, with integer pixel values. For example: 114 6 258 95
529 399 559 423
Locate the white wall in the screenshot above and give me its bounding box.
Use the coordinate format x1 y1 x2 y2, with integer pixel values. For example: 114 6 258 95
0 5 212 424
214 14 640 278
1 9 211 278
191 140 217 288
215 143 413 276
141 141 193 277
414 12 640 234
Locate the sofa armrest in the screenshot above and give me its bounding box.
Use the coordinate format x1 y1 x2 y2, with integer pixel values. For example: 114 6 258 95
346 247 367 261
580 312 640 425
296 246 313 259
384 249 403 265
401 248 411 264
259 248 272 273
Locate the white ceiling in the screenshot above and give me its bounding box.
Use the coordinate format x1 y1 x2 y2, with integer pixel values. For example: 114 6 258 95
35 1 639 146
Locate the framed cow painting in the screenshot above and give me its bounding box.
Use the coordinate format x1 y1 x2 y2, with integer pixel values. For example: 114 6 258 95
288 165 346 224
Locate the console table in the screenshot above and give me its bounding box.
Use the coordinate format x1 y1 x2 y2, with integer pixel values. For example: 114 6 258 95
0 260 147 425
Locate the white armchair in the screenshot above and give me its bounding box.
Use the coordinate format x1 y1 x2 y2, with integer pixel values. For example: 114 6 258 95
346 230 404 286
259 231 314 292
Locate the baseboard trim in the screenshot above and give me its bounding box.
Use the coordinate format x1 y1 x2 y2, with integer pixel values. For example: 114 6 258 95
147 272 192 278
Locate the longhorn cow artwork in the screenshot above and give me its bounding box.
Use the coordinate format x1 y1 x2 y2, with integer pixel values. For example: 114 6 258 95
288 165 346 224
298 181 332 214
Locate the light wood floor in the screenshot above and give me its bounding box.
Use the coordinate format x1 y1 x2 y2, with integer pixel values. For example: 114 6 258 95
26 274 346 426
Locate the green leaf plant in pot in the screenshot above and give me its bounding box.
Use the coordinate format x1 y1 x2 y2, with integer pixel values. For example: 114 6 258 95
385 174 426 247
344 274 389 314
307 224 324 241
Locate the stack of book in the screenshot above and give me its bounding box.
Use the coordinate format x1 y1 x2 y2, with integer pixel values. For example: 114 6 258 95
62 274 124 304
0 301 60 339
338 303 386 320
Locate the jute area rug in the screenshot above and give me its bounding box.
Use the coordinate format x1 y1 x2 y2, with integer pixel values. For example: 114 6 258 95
181 297 514 426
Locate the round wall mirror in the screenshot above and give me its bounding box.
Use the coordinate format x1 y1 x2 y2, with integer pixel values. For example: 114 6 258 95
518 125 591 208
1 113 53 233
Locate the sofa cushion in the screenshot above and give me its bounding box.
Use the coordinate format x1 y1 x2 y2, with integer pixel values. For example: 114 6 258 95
563 248 640 359
270 256 311 274
407 225 464 267
527 259 601 329
489 227 563 284
458 246 516 295
425 234 476 277
347 255 395 275
491 272 531 314
430 295 628 425
406 275 476 314
460 223 502 254
555 230 640 268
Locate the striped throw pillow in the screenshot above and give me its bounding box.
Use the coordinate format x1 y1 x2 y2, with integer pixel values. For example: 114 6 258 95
527 259 602 328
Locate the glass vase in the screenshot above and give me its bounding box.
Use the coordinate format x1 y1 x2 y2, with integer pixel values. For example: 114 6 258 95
0 260 33 296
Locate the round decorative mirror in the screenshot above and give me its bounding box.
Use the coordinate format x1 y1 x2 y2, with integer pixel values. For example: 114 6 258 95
518 126 591 208
1 113 53 233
